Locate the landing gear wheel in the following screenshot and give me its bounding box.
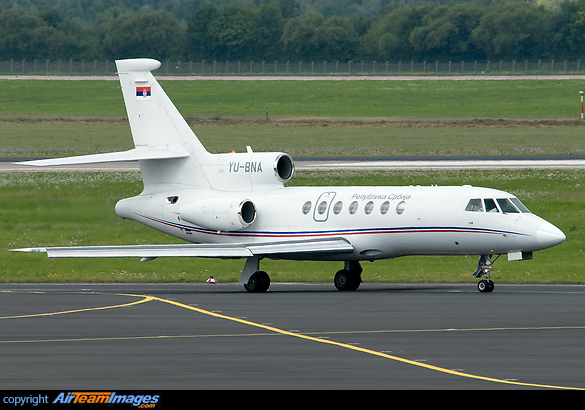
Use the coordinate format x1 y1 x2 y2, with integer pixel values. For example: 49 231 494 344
244 271 270 293
334 269 360 291
478 279 495 293
473 254 497 293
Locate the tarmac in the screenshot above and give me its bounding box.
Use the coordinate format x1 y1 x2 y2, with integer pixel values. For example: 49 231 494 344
1 282 584 390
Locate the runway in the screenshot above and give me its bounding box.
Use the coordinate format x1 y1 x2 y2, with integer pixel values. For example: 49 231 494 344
3 155 585 172
297 155 585 171
1 282 585 390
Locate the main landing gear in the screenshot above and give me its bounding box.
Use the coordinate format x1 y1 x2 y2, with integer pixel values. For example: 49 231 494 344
244 270 270 293
334 261 363 291
473 254 499 293
240 256 270 293
240 257 363 293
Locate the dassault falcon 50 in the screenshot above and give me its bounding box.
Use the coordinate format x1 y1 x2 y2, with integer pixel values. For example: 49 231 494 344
14 58 566 293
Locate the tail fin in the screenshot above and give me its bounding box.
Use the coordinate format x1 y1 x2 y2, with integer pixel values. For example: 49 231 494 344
116 58 212 191
116 59 207 158
19 58 212 190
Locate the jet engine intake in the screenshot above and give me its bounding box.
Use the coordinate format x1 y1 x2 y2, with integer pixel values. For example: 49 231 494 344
179 198 256 231
274 153 294 183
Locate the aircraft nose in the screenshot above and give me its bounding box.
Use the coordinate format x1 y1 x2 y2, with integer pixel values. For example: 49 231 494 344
537 221 566 248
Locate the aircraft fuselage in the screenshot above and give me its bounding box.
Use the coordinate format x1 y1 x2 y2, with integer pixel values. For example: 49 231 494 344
115 184 564 262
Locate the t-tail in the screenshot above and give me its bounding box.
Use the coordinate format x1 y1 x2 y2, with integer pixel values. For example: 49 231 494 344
18 58 295 193
116 58 210 191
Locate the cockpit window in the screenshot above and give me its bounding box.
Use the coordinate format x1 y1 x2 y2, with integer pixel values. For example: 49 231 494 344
510 198 531 213
497 198 520 213
465 199 483 212
466 197 531 214
484 198 499 213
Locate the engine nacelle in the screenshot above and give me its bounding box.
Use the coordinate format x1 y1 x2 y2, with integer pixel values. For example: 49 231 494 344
202 151 295 191
179 198 256 231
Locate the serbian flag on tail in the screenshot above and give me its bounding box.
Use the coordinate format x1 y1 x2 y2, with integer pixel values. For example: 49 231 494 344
136 86 151 101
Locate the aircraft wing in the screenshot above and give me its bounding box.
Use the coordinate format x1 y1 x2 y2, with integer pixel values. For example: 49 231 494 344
12 238 354 259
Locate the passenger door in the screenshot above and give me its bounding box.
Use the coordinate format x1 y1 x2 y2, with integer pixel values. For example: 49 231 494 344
313 192 336 222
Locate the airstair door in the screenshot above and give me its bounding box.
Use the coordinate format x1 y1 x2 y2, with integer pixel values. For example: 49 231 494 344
314 192 336 222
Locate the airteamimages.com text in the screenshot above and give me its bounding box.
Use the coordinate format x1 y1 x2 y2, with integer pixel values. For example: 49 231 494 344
2 391 168 408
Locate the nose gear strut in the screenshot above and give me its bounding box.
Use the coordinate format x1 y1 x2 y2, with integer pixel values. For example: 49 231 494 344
473 254 499 292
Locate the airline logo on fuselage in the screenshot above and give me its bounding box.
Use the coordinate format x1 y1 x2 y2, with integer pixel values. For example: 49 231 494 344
351 193 412 201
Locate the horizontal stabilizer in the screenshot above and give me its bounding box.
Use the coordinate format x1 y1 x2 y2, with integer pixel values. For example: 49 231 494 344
12 238 353 259
16 148 190 167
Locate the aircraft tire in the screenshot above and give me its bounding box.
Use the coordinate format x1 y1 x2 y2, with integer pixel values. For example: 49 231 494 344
478 280 495 293
244 271 270 293
259 271 270 292
334 270 360 291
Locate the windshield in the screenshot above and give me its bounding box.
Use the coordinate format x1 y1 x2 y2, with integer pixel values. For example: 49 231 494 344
465 197 531 214
509 197 531 213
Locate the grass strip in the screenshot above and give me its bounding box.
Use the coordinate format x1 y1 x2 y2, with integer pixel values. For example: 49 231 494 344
2 122 585 158
0 170 579 284
0 79 583 118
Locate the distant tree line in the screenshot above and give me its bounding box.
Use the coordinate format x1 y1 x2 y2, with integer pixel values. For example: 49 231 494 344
2 0 585 63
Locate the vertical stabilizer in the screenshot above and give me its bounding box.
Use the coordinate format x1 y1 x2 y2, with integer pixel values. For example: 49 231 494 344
115 58 211 190
116 59 207 157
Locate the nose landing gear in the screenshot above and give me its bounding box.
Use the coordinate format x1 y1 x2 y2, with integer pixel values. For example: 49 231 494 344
477 278 495 293
473 254 498 292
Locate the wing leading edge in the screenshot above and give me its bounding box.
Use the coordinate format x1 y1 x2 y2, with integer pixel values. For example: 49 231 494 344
12 238 354 259
15 147 190 167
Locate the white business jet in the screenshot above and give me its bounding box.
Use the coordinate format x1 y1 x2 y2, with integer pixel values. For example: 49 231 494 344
15 58 566 293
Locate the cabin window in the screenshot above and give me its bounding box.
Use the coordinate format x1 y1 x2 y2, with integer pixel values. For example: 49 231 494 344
333 201 343 215
510 198 531 213
484 198 499 213
380 201 390 215
166 196 179 204
497 198 520 213
317 201 328 215
364 201 374 215
465 199 483 212
396 201 406 215
302 201 312 215
349 201 359 215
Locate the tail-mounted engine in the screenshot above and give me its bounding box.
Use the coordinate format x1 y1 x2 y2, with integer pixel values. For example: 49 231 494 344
179 198 256 231
202 151 295 191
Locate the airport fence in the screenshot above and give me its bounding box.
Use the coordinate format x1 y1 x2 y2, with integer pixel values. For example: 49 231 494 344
2 59 585 76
